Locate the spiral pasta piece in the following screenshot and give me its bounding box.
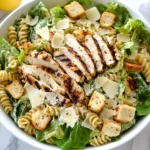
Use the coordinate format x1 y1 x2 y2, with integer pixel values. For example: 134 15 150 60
86 111 102 128
136 54 150 82
75 103 88 118
0 85 5 90
89 134 111 146
18 18 28 43
105 73 121 82
139 43 149 55
0 71 18 82
8 26 18 47
8 56 19 70
0 90 12 114
43 105 60 117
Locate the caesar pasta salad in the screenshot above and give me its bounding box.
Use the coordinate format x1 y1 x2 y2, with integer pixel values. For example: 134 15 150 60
0 0 150 149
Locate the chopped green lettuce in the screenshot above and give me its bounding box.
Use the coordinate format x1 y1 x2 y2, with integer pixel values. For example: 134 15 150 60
11 96 31 123
121 118 136 133
90 128 100 139
67 0 92 5
51 5 67 24
53 122 91 150
0 37 19 70
28 1 49 18
36 119 64 142
107 2 132 28
95 4 107 14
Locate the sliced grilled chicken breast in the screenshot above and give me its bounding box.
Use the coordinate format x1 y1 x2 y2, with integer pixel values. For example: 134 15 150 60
54 51 85 83
26 50 63 72
65 34 96 77
21 65 65 94
85 35 104 72
93 33 115 67
59 47 92 80
61 73 85 104
22 74 70 106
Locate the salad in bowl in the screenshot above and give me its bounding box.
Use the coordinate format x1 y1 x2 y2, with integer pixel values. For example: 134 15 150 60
0 0 150 150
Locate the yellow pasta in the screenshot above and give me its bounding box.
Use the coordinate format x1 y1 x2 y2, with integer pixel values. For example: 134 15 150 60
90 134 111 146
8 26 18 47
8 56 19 70
0 70 18 82
43 104 60 117
18 18 28 43
86 111 102 128
75 103 88 118
105 73 121 82
0 90 12 114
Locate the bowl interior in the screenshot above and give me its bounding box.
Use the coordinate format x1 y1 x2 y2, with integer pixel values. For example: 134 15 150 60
0 0 150 150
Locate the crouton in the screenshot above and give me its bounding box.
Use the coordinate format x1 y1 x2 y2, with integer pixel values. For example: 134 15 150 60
100 12 116 28
88 91 105 113
32 109 51 131
114 104 136 123
101 119 121 137
125 62 141 72
124 76 136 93
6 80 25 99
64 1 85 19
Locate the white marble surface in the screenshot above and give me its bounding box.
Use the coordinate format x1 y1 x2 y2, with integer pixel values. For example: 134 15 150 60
0 0 150 150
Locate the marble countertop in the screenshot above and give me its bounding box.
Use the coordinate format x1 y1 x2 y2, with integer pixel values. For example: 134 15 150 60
0 0 150 150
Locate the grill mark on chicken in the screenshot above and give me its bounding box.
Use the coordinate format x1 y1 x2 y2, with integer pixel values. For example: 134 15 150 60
93 33 116 67
65 34 96 77
54 51 85 83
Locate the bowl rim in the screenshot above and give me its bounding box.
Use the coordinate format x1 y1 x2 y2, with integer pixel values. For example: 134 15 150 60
0 0 150 150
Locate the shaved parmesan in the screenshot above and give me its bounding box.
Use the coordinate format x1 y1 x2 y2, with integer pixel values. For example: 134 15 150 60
83 83 94 96
85 7 100 22
102 79 119 99
100 108 116 120
59 107 79 128
106 99 117 109
24 83 65 108
36 26 49 41
117 33 130 42
57 18 70 30
128 50 138 59
52 32 64 48
94 76 108 89
82 117 95 130
26 14 39 26
99 28 117 36
76 18 92 26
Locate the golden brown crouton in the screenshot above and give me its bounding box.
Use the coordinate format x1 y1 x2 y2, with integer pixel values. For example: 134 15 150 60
125 62 141 72
32 109 51 131
114 104 136 123
64 1 85 19
100 12 116 28
88 91 105 113
6 80 25 99
101 119 121 137
125 76 136 93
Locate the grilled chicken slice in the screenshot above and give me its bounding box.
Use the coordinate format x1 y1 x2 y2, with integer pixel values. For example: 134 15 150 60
21 65 65 94
25 50 63 72
54 51 85 83
85 35 104 73
65 34 96 77
93 33 115 67
59 47 92 80
60 73 85 104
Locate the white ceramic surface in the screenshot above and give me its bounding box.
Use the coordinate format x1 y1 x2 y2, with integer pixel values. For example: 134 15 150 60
0 0 150 150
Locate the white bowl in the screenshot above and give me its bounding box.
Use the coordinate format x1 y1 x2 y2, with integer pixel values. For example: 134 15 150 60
0 0 150 150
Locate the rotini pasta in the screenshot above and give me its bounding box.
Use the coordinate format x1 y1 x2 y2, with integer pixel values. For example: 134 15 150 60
43 104 60 117
0 70 18 82
86 111 102 128
0 90 12 114
18 18 28 43
8 26 18 47
105 73 121 82
8 56 19 70
89 134 111 146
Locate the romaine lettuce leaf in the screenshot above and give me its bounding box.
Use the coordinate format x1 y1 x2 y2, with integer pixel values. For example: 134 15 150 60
95 4 107 14
53 122 91 150
107 2 132 28
28 1 49 18
51 5 67 24
119 19 150 45
67 0 92 5
121 118 136 133
36 119 64 142
10 96 31 122
0 37 19 70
